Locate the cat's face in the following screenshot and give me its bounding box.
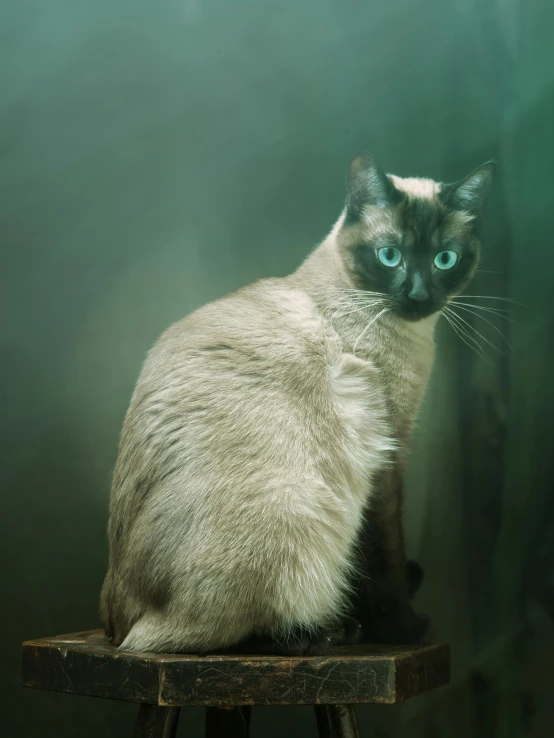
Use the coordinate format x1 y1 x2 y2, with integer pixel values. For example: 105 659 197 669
339 153 495 322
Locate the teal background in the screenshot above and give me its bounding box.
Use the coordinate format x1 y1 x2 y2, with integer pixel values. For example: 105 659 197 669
2 0 553 736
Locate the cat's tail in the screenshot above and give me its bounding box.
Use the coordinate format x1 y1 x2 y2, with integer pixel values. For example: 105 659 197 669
119 612 252 653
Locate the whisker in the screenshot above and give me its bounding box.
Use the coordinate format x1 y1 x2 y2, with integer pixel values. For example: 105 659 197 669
330 289 388 303
459 295 526 306
442 312 492 365
332 297 387 308
450 304 512 349
342 290 385 297
324 301 386 329
327 292 386 303
334 296 388 307
337 303 385 316
327 304 385 325
327 299 385 310
353 307 389 355
342 289 388 296
444 309 487 353
443 309 492 365
451 300 512 314
450 301 524 328
446 307 506 357
323 300 385 317
443 312 479 358
446 309 500 364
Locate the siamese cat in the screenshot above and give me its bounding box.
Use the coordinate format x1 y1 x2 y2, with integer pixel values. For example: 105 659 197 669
100 152 494 654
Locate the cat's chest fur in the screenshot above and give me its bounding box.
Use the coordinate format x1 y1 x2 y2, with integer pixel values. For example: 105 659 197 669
328 350 396 503
325 312 436 459
277 285 435 493
374 324 436 445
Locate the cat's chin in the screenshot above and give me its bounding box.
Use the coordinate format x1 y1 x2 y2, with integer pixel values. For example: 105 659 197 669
393 306 441 323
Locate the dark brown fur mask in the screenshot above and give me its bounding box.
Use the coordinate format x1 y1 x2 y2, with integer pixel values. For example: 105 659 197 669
339 152 495 321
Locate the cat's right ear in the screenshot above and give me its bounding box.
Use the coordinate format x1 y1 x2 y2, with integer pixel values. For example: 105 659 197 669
346 151 400 220
440 161 496 217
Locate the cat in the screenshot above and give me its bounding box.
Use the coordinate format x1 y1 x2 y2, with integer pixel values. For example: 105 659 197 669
100 151 494 654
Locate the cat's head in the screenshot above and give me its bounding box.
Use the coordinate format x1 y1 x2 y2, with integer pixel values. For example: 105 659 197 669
338 152 495 321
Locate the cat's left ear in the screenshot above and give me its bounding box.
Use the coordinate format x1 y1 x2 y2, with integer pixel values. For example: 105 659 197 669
441 161 496 217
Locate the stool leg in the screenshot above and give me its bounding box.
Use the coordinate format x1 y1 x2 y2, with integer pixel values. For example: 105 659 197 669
132 704 181 738
314 704 359 738
206 706 252 737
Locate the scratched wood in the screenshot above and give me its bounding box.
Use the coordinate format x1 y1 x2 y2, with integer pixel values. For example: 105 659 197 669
21 630 450 706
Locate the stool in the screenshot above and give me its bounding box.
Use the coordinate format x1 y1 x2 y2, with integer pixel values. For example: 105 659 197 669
21 630 450 737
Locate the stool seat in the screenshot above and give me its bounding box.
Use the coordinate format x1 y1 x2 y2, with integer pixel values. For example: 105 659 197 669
21 630 450 736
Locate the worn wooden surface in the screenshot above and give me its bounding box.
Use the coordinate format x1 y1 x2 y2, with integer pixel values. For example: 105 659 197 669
21 630 450 706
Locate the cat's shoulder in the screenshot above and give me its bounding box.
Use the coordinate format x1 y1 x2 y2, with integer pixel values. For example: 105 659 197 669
165 278 323 344
145 278 331 372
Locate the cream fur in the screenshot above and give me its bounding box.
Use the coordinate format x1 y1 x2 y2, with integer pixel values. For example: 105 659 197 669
100 190 438 652
390 175 440 199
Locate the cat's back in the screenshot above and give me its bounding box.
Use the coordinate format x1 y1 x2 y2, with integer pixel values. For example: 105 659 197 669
118 276 392 484
112 276 396 518
137 276 332 399
113 278 336 498
104 277 394 649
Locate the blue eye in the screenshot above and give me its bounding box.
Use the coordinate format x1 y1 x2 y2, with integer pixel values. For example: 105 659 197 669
378 247 402 267
434 250 458 270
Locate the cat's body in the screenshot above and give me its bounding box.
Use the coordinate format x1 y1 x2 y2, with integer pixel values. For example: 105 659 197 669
100 154 494 653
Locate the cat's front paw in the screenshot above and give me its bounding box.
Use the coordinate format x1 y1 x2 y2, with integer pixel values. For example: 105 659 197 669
326 615 363 647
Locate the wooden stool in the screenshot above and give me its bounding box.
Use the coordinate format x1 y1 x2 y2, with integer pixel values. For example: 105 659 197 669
21 630 450 737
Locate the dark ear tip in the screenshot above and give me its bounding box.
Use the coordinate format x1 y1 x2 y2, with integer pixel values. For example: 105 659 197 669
348 150 375 169
346 150 378 189
482 159 497 175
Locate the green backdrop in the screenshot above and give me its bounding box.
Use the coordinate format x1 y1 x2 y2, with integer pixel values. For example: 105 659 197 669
2 1 553 736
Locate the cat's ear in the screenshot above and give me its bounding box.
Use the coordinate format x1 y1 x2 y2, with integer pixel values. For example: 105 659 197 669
346 151 400 219
441 161 496 217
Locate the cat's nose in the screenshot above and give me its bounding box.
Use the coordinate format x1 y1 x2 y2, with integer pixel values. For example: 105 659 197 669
407 276 429 303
